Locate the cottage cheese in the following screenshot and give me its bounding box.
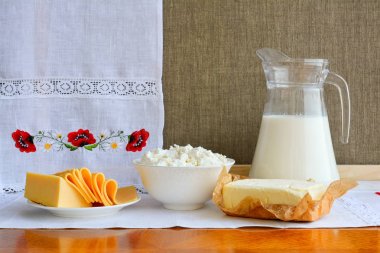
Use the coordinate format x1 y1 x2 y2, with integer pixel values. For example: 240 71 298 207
139 144 229 167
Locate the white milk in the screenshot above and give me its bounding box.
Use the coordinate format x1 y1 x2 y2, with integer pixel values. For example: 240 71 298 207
250 115 339 182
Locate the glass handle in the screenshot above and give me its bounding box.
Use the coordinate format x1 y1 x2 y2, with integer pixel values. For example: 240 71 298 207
325 72 351 144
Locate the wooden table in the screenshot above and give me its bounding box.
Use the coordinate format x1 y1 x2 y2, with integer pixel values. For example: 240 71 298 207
1 228 379 252
1 165 379 252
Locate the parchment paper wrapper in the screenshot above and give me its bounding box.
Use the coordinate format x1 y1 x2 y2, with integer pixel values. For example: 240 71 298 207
212 170 358 222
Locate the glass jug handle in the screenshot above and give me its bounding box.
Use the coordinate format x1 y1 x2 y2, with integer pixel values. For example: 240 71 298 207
325 72 351 144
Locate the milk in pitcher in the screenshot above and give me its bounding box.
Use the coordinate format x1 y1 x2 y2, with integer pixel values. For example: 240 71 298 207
250 48 350 182
251 115 339 182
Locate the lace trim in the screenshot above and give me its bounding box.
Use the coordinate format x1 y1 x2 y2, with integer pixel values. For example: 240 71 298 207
0 79 159 98
135 185 148 194
2 186 24 194
1 185 147 195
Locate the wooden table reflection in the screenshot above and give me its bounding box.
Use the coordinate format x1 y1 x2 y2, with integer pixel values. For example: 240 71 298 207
1 228 379 252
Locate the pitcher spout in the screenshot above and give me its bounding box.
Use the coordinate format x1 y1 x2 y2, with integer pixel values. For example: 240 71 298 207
257 48 329 87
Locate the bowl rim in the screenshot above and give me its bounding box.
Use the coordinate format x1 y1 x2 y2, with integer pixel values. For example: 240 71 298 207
133 158 235 169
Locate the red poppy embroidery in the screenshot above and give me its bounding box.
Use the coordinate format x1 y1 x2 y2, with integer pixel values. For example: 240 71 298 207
67 129 96 147
126 129 150 152
12 128 149 152
12 129 36 153
376 192 380 196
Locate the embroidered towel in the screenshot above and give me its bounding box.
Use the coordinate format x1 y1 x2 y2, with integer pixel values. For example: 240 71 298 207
0 0 164 198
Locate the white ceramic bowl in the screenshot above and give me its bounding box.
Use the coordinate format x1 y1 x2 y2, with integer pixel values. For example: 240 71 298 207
133 158 235 210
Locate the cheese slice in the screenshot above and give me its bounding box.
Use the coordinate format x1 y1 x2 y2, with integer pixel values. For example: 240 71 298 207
223 179 327 209
24 172 90 208
55 168 138 206
55 168 99 204
92 172 113 206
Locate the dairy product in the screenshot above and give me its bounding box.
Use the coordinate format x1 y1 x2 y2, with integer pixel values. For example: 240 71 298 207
55 168 138 206
251 115 339 182
25 169 138 207
115 186 139 204
139 144 229 167
24 172 90 208
223 179 327 208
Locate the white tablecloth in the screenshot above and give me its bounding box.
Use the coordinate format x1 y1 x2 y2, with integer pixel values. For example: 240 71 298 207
0 181 379 229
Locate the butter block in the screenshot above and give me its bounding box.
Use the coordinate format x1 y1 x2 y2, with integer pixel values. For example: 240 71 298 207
24 172 90 208
222 179 327 209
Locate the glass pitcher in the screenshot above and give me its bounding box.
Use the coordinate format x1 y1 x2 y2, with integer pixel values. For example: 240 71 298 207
250 48 350 182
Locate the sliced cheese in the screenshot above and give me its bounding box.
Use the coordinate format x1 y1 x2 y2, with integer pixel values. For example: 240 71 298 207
92 172 113 206
55 168 138 206
24 172 90 208
103 179 118 206
223 179 327 209
55 168 97 204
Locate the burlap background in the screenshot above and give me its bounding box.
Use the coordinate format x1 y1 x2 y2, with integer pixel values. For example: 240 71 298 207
163 0 380 164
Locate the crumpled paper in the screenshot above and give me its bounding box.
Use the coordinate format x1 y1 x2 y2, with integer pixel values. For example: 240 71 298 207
212 170 357 222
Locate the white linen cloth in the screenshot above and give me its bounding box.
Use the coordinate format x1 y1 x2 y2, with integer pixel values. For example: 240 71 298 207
0 0 164 200
0 181 379 228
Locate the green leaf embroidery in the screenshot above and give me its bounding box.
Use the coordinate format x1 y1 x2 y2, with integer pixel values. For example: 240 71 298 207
64 143 78 151
84 143 99 151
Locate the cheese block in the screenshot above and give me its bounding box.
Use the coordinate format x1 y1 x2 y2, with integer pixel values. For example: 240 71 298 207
222 179 327 209
24 172 91 208
115 186 139 203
